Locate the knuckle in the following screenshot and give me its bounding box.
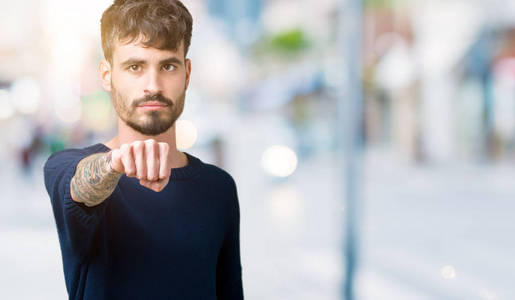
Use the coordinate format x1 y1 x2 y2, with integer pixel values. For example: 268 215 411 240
147 170 157 180
132 141 144 151
120 144 129 153
146 140 158 152
159 142 169 151
111 149 121 160
145 140 156 149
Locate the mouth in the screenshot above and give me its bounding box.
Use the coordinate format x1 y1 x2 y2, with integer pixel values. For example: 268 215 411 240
137 101 169 111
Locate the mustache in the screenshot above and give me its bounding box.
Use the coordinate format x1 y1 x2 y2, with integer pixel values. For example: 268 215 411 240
133 94 173 107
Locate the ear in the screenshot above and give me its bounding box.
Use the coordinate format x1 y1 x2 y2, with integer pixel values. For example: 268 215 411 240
184 58 191 90
99 59 112 92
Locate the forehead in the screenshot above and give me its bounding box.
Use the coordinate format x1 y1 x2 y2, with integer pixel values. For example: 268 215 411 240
112 37 185 64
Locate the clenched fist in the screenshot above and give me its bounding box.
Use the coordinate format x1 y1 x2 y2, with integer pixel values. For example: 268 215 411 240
109 139 171 192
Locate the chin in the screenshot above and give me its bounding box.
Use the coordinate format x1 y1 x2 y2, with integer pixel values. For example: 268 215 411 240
128 119 176 136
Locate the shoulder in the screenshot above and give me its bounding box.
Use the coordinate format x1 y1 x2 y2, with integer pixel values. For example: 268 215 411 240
200 163 240 214
201 162 236 186
198 160 238 196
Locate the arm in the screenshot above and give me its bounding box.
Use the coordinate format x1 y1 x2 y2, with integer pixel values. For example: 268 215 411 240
70 151 122 207
216 178 244 299
43 148 115 259
43 140 169 259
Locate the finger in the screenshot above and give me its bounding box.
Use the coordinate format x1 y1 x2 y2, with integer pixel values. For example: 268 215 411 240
120 143 136 177
140 177 169 192
110 149 124 173
132 141 146 180
145 139 159 181
139 179 157 191
139 179 151 190
158 142 170 180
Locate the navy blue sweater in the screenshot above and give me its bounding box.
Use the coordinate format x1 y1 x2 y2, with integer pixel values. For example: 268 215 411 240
43 143 243 300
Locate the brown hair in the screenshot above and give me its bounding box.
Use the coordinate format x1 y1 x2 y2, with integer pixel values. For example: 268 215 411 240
100 0 193 63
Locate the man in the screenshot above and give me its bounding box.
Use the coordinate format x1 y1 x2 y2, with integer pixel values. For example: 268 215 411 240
43 0 244 299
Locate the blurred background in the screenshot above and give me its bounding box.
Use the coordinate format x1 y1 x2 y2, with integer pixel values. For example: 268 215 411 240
1 0 514 299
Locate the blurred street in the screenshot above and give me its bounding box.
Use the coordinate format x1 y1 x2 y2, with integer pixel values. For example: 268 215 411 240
2 0 515 299
1 113 514 299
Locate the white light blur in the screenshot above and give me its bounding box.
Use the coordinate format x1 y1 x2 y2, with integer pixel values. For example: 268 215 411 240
49 29 86 77
262 1 304 33
194 38 243 96
261 145 298 177
261 0 333 34
441 265 456 279
55 103 82 125
375 35 417 90
9 78 41 115
0 89 15 120
479 288 498 300
268 184 302 228
53 88 82 124
415 1 482 76
176 119 198 150
42 0 101 76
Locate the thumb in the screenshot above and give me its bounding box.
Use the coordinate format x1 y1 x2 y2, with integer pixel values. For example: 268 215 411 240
139 177 169 192
109 149 124 173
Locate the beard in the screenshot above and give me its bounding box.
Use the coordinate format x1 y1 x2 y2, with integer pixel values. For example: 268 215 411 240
111 84 185 136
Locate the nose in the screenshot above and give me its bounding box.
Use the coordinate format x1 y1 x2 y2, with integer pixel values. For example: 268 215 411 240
143 69 162 95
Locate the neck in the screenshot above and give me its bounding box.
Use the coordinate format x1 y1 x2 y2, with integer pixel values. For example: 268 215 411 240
104 119 188 169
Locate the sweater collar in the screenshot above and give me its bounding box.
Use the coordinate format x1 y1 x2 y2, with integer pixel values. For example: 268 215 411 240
94 143 201 181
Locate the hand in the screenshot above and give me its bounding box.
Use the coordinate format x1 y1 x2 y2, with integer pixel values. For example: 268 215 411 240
109 139 171 192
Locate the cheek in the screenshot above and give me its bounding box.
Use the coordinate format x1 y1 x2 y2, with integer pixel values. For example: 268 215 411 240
113 76 133 93
113 78 137 104
112 88 132 112
169 77 187 93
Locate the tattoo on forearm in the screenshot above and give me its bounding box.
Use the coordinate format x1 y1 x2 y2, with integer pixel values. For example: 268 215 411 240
70 152 122 207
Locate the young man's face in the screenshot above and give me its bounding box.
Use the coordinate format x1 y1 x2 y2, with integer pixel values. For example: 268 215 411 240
101 37 191 136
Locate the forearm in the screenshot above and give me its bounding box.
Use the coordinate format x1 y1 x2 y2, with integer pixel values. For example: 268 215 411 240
70 152 123 207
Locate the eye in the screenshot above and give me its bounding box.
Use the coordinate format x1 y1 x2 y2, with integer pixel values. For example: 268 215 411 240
128 65 141 72
162 64 175 71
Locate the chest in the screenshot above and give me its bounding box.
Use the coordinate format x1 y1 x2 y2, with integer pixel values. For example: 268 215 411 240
103 179 231 265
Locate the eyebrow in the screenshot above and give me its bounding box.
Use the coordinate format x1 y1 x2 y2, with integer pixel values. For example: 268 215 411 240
160 57 183 66
120 57 183 68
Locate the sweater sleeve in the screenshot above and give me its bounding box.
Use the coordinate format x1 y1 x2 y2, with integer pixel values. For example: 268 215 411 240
43 148 110 261
216 176 244 300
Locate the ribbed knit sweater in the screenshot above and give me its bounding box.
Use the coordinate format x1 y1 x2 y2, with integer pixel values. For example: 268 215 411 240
43 143 243 300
